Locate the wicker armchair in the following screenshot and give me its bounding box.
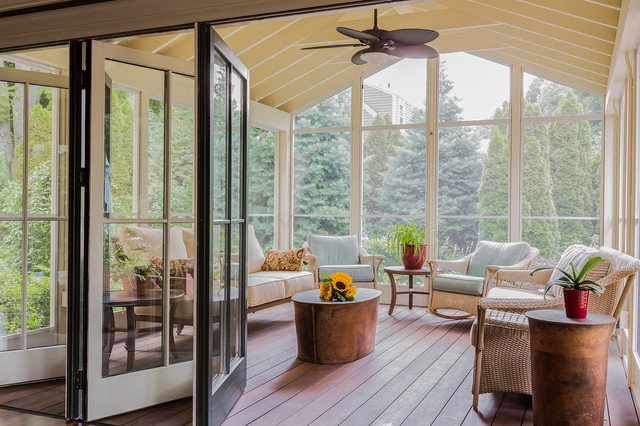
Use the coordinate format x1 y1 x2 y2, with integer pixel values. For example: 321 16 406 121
471 245 640 409
426 241 539 319
303 234 385 289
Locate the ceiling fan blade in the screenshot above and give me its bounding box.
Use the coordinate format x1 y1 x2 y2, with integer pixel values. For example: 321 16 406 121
301 43 363 50
351 49 368 65
337 27 380 43
381 28 439 45
390 44 439 59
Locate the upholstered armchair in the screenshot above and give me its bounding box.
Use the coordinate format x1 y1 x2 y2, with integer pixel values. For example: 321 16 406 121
426 241 539 319
303 234 385 289
471 244 640 409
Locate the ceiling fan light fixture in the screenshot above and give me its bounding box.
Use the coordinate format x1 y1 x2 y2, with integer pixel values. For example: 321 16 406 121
360 50 388 65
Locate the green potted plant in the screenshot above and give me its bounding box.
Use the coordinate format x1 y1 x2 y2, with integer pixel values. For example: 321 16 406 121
531 256 606 319
114 250 161 297
377 219 433 269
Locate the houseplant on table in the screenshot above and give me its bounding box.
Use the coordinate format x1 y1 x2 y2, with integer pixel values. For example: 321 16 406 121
113 250 161 297
319 272 357 301
377 219 432 269
531 256 606 319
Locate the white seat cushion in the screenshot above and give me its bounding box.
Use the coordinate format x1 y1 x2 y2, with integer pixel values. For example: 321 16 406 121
247 275 285 307
250 271 313 297
486 286 548 300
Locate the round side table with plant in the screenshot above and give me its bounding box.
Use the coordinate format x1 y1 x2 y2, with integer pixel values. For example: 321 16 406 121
376 219 434 269
531 256 606 319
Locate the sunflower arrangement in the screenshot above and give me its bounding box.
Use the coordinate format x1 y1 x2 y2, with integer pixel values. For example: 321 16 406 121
319 272 357 301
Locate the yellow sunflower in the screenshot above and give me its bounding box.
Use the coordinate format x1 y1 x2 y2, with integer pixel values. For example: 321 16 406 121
331 272 352 292
345 285 357 298
319 282 333 300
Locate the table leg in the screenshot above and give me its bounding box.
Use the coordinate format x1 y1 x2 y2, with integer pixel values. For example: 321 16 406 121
102 307 113 376
388 272 397 315
408 275 414 309
125 306 136 371
169 302 178 359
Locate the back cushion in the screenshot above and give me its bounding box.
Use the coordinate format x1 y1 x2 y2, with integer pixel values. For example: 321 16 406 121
308 234 359 266
247 225 266 274
117 225 188 260
549 245 610 298
467 241 531 278
181 228 195 258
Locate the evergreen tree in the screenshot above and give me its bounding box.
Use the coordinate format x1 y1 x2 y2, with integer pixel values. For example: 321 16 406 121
248 126 276 250
521 103 560 258
548 91 594 248
292 89 352 246
363 114 401 215
437 61 482 257
478 102 509 242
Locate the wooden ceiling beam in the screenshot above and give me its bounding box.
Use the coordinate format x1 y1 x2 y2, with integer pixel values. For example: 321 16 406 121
480 50 606 95
519 0 620 28
222 19 298 54
297 8 495 46
444 0 615 55
467 28 609 77
490 46 608 87
118 33 180 52
478 0 617 40
250 48 355 100
156 32 194 62
487 24 612 67
259 62 355 108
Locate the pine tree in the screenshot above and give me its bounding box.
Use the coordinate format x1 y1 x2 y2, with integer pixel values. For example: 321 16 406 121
548 91 593 248
478 102 509 242
521 103 560 258
363 114 401 215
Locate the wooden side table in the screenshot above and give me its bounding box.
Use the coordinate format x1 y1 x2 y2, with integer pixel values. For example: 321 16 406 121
526 309 615 426
384 266 430 315
292 288 381 364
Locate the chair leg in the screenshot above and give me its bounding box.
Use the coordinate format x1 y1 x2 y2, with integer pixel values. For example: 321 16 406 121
427 308 473 320
472 346 483 410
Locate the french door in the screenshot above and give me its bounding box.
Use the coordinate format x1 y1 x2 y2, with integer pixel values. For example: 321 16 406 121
195 24 249 425
85 40 196 420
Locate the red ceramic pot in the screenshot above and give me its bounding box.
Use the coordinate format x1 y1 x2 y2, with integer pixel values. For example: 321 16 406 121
563 288 590 319
402 243 427 269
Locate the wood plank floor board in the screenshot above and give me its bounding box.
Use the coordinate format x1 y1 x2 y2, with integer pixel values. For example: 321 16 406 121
522 396 533 425
348 321 474 426
384 345 475 425
491 392 529 425
430 369 475 426
247 311 454 426
606 340 638 425
303 320 467 425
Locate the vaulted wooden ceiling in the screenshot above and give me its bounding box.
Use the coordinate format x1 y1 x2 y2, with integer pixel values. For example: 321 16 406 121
112 0 623 113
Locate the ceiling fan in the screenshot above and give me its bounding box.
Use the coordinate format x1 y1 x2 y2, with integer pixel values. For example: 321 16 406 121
302 9 439 65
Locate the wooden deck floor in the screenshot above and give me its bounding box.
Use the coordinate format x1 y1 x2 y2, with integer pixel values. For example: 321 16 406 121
0 302 638 425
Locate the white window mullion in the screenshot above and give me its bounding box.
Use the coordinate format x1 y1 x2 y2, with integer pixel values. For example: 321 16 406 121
20 82 29 350
509 64 523 242
351 77 362 238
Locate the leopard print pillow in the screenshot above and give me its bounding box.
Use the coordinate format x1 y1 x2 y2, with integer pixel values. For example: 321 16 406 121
261 248 305 272
150 257 194 290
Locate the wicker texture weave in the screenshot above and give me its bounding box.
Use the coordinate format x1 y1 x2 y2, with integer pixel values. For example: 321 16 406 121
471 245 640 409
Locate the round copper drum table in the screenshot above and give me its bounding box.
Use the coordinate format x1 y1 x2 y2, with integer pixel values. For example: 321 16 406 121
526 310 615 426
292 288 381 364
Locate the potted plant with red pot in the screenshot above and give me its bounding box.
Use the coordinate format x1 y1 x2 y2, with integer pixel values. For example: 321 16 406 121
531 256 606 319
378 219 434 269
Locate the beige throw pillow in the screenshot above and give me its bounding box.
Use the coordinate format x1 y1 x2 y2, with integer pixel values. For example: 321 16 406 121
261 248 305 272
247 225 266 274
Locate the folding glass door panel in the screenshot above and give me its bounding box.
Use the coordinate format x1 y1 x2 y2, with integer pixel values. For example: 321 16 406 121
0 65 68 388
86 40 195 420
195 24 249 426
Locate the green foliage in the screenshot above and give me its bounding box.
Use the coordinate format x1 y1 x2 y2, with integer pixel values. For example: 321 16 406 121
248 126 276 251
376 219 431 263
531 256 606 297
0 271 52 335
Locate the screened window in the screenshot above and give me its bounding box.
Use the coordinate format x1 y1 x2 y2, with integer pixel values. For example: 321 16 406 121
248 126 276 253
522 73 602 260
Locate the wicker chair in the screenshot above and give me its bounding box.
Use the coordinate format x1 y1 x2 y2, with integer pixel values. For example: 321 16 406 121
426 241 539 319
471 245 640 409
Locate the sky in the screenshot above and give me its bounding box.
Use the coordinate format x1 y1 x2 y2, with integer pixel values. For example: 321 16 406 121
365 52 535 121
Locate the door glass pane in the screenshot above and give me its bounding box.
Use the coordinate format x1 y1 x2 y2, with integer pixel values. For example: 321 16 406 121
0 221 22 352
0 82 25 215
213 53 227 221
230 224 240 360
27 221 67 349
211 224 225 377
103 223 165 376
171 74 194 220
171 224 194 363
231 72 242 219
104 60 165 219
